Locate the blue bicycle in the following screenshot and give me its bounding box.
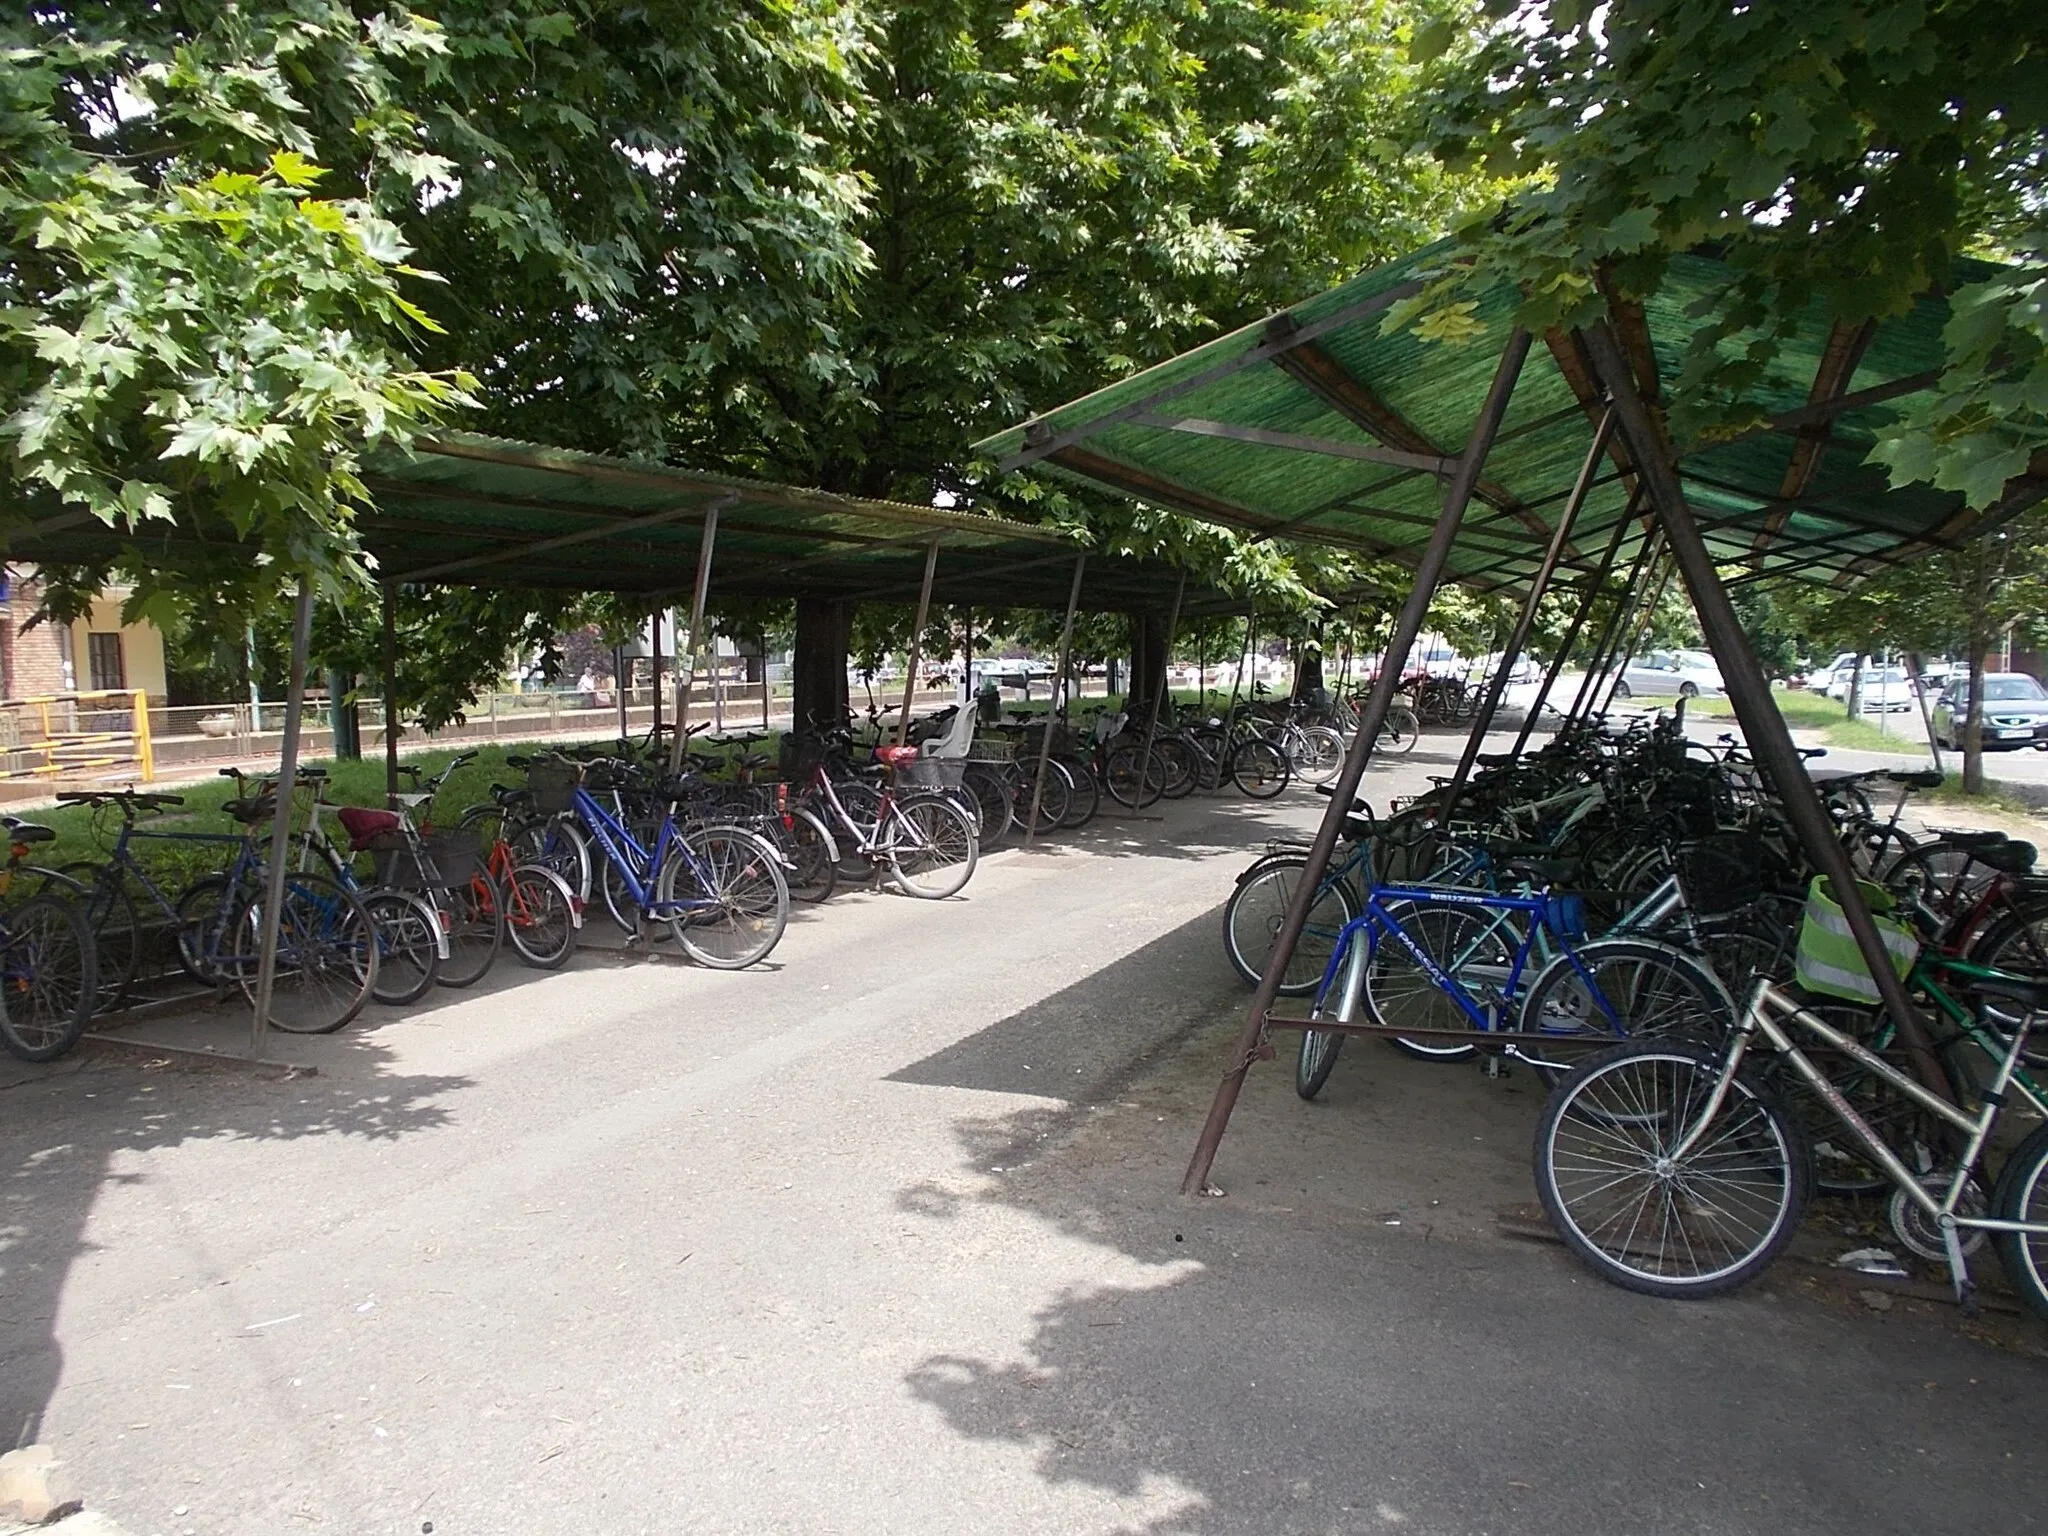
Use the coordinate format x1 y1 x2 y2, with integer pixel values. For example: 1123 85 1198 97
1296 865 1733 1098
548 758 789 969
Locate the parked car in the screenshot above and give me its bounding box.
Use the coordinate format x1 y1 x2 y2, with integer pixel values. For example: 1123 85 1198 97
1850 666 1917 712
1612 650 1724 701
1932 673 2048 750
1799 651 1859 692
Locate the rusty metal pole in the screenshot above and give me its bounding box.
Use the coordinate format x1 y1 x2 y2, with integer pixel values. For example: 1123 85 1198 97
897 537 942 744
1182 327 1532 1195
1129 568 1186 812
1440 408 1614 817
1512 489 1636 755
1566 522 1662 725
381 581 401 807
250 581 315 1056
1579 321 1952 1099
669 499 726 773
1597 557 1676 716
1023 555 1086 848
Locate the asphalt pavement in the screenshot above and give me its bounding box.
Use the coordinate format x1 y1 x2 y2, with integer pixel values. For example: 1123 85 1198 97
1 739 2042 1535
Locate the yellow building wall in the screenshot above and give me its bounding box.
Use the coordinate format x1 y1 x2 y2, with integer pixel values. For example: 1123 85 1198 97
69 594 168 701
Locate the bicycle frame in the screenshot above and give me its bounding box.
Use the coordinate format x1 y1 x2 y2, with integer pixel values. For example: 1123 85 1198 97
571 785 718 918
1675 980 2048 1291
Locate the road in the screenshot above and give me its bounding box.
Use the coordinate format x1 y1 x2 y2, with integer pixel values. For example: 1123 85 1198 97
1 748 2043 1535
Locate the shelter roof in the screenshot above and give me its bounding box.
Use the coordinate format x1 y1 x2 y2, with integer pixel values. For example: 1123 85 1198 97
7 431 1209 612
977 240 2038 592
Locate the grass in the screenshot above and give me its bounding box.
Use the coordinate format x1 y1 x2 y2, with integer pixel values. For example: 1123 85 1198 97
1686 688 1932 755
1923 773 2045 820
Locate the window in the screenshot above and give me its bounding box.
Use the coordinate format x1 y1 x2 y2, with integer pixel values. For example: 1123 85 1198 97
86 632 124 692
1984 675 2047 701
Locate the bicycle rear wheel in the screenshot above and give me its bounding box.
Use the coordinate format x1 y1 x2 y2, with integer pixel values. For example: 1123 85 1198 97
1517 938 1734 1082
1221 855 1358 996
1230 738 1291 798
1055 755 1099 828
782 808 840 903
660 828 789 969
235 874 376 1034
1992 1121 2048 1323
1155 736 1199 799
0 892 97 1062
435 873 505 988
1380 705 1421 754
1290 725 1346 784
361 888 441 1005
959 765 1015 848
1534 1041 1808 1297
1102 743 1162 809
887 794 979 899
1019 760 1072 835
511 815 593 903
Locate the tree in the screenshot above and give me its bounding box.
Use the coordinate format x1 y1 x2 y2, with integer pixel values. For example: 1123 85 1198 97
1412 0 2046 504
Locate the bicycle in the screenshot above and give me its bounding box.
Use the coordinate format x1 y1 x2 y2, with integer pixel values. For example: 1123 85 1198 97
1533 971 2048 1320
798 733 979 899
59 788 376 1033
0 818 98 1062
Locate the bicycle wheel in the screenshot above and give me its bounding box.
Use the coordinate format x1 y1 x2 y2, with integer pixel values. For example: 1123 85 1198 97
783 808 840 903
659 828 789 969
1535 1040 1809 1297
1018 761 1072 835
435 873 505 987
1366 901 1515 1061
234 874 377 1035
1230 738 1291 799
58 863 140 1008
1101 743 1162 809
175 875 233 986
960 765 1015 848
1155 736 1199 799
1299 937 1366 1099
511 815 593 902
0 893 97 1062
1291 724 1346 785
1517 938 1735 1082
503 863 579 970
600 840 647 933
1187 728 1229 789
1221 855 1359 996
1887 837 1994 915
1380 705 1420 754
1055 755 1099 828
886 794 979 899
1964 907 2048 1070
361 888 441 1005
1992 1120 2048 1323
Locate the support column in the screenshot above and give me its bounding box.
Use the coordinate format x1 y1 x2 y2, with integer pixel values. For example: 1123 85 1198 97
1130 570 1186 810
250 581 314 1057
1580 320 1951 1099
896 537 942 743
669 500 725 773
1182 327 1533 1194
1565 525 1661 724
1511 497 1636 756
1440 408 1614 817
1023 555 1087 848
381 582 400 807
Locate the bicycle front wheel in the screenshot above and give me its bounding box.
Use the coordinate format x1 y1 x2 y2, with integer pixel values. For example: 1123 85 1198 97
436 873 505 988
1102 743 1163 809
660 829 789 969
1534 1041 1808 1298
0 892 98 1062
361 888 442 1005
1291 724 1346 784
886 795 979 899
1379 706 1420 754
504 863 579 969
235 874 377 1035
1367 901 1513 1061
1992 1120 2048 1323
1517 938 1734 1082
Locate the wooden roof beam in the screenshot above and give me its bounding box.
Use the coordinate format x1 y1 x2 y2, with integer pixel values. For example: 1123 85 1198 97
1750 318 1878 557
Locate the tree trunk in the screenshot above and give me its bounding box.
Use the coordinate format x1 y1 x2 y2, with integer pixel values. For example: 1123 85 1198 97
1904 652 1943 772
1130 609 1169 712
791 599 850 735
1292 621 1326 702
1844 652 1865 718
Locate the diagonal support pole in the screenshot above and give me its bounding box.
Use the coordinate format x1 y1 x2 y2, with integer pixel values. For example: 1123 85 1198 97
1511 493 1636 755
669 498 730 773
1566 524 1662 725
1440 408 1614 820
1023 555 1087 848
896 537 943 744
251 580 314 1057
1579 320 1952 1103
1181 327 1533 1195
1596 556 1676 716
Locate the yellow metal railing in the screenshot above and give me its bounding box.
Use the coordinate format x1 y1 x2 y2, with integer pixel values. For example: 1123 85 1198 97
0 689 154 782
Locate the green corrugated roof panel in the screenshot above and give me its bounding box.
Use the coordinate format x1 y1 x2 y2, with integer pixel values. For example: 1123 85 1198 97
980 240 2033 589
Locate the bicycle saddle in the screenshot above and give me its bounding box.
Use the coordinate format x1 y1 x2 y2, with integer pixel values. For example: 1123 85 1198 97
220 797 276 825
4 822 54 844
337 807 403 849
1500 856 1582 885
1968 973 2048 1014
1978 840 2038 874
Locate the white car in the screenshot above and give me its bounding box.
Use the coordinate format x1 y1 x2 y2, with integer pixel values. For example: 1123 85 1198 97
1851 666 1918 712
1612 651 1724 701
1802 652 1859 692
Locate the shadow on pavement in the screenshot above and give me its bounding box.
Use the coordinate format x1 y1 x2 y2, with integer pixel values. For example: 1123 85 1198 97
0 1039 466 1454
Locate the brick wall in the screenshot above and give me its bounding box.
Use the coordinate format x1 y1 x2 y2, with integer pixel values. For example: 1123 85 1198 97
1 573 76 701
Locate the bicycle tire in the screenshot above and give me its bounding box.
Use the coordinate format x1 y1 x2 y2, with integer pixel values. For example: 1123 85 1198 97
1291 724 1346 784
1222 855 1359 996
783 807 840 903
1055 754 1099 828
1298 935 1366 1099
234 873 377 1034
511 815 593 903
0 892 98 1062
1517 937 1736 1084
1991 1119 2048 1323
886 794 979 899
175 875 233 986
361 888 442 1005
1534 1040 1809 1298
58 862 140 1007
1155 736 1199 799
660 827 788 968
1019 759 1072 835
1102 743 1162 809
1366 900 1508 1062
1381 705 1420 754
1230 738 1291 799
959 764 1015 849
504 863 579 970
437 872 505 987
